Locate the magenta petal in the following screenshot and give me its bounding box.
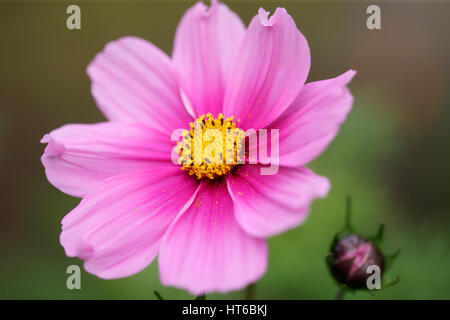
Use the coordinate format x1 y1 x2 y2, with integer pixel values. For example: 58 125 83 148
173 0 245 117
227 165 330 238
270 70 356 167
60 167 198 279
159 180 267 295
41 122 172 197
223 7 310 130
87 36 192 134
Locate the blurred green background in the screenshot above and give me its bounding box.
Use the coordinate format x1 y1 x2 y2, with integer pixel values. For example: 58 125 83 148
1 0 449 299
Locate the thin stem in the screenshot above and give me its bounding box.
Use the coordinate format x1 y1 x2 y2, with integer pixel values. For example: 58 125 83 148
345 195 352 230
334 288 346 300
245 283 256 300
153 290 164 300
195 294 206 300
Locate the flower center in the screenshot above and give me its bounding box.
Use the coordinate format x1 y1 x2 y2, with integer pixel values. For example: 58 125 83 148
177 113 245 180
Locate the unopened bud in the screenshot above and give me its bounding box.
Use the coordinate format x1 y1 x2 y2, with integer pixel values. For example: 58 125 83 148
329 234 385 289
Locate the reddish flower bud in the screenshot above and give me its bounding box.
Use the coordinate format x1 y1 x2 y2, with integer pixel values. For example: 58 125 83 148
329 234 385 289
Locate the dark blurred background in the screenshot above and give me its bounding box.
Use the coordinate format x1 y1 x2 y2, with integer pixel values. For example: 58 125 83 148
1 0 449 299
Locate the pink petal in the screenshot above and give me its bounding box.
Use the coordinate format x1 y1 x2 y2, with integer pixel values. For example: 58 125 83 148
223 8 310 130
87 36 192 135
41 122 173 197
159 180 267 295
269 70 356 167
173 0 245 116
227 164 330 238
60 167 199 279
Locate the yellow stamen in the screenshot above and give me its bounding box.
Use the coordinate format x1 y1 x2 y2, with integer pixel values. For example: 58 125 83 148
177 113 245 180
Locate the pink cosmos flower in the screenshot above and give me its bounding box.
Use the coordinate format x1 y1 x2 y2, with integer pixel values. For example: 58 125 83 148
41 0 355 295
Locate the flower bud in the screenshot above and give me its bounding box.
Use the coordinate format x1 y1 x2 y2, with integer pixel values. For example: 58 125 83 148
329 234 385 289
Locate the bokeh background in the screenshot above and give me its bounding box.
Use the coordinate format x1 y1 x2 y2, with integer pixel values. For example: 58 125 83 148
1 0 449 299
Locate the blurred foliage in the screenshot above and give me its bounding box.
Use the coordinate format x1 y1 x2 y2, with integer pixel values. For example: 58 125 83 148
0 1 449 299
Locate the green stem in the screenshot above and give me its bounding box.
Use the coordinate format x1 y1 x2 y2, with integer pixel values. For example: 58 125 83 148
334 288 346 300
345 195 352 230
245 283 256 300
153 290 164 300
